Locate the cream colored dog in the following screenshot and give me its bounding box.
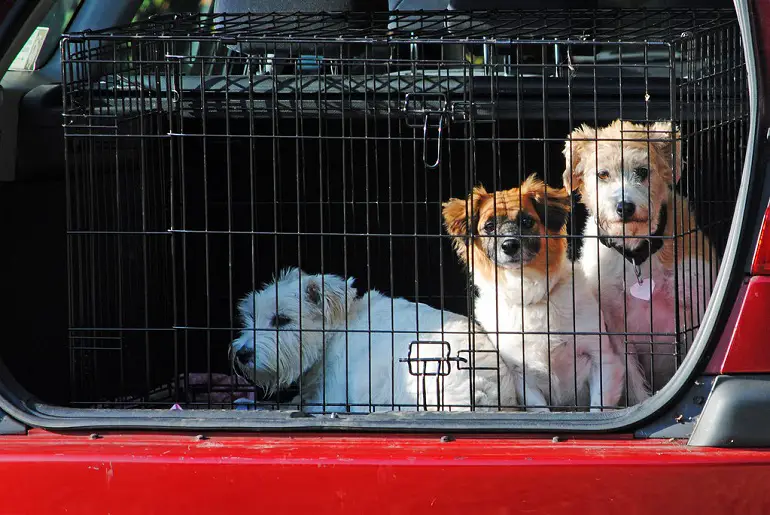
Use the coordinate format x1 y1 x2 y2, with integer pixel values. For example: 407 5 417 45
563 120 716 397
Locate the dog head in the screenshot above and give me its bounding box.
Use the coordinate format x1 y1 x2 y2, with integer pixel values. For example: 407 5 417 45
442 174 571 282
562 120 679 245
230 267 356 392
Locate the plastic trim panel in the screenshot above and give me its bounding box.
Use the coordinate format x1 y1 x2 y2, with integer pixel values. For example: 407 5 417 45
689 375 770 447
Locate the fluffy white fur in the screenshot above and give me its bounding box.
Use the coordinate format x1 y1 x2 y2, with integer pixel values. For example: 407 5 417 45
578 223 711 395
564 120 714 396
230 267 519 413
472 259 626 412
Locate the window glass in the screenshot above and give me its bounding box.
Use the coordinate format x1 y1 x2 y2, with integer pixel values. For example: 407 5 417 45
133 0 213 22
10 0 83 71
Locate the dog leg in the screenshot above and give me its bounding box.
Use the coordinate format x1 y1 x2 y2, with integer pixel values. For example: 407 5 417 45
589 350 624 412
595 319 620 410
624 354 651 405
522 381 550 413
588 315 625 411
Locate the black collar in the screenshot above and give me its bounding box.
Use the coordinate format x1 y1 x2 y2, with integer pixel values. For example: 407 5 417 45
598 203 668 266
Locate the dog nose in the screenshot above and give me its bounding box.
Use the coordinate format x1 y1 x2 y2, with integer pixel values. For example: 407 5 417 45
501 238 520 256
235 347 254 365
616 201 636 221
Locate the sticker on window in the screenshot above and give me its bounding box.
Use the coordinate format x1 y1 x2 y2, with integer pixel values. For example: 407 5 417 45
9 27 50 72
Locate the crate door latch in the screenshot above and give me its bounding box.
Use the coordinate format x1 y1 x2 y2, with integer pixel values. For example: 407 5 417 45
399 340 469 411
402 93 448 169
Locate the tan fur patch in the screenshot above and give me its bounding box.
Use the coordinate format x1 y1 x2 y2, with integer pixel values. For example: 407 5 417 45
658 195 712 267
442 174 570 281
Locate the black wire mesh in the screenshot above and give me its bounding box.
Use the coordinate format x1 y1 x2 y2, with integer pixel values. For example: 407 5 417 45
82 10 734 43
61 9 747 413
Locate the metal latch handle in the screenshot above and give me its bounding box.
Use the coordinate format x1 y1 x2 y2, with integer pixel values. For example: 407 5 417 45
402 93 447 169
423 113 444 169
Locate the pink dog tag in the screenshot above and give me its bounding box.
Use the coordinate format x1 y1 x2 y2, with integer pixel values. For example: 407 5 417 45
629 278 655 301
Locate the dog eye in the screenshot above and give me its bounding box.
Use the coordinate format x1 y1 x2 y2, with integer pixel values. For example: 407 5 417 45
520 217 535 229
597 170 610 180
483 220 496 233
270 314 292 327
634 167 649 180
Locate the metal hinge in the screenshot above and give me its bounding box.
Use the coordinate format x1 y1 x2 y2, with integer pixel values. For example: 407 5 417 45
449 100 496 123
456 348 500 371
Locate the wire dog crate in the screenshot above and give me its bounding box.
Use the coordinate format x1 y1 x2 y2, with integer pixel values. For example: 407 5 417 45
61 9 747 413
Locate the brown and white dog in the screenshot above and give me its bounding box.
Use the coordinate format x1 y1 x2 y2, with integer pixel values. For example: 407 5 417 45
443 174 636 411
563 120 715 397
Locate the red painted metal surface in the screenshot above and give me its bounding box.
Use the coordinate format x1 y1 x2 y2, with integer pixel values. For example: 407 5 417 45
704 281 748 374
0 431 766 514
707 0 770 373
752 200 770 275
720 276 770 374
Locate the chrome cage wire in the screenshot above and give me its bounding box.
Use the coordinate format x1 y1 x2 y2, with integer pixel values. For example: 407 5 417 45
60 9 747 413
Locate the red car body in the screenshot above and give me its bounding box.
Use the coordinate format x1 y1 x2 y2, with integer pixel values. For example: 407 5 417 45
0 0 769 513
1 432 769 513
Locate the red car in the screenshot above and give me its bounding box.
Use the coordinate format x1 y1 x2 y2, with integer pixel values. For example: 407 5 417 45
0 0 768 512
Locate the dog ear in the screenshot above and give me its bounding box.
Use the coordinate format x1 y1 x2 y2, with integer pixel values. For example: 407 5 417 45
305 275 356 325
305 279 322 305
648 121 682 184
442 185 488 239
524 174 572 232
562 124 595 191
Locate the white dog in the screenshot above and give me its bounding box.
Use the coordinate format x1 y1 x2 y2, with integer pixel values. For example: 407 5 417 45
443 175 641 411
563 120 715 396
230 267 519 413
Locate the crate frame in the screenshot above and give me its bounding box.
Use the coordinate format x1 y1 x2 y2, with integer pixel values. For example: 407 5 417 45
47 8 751 427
